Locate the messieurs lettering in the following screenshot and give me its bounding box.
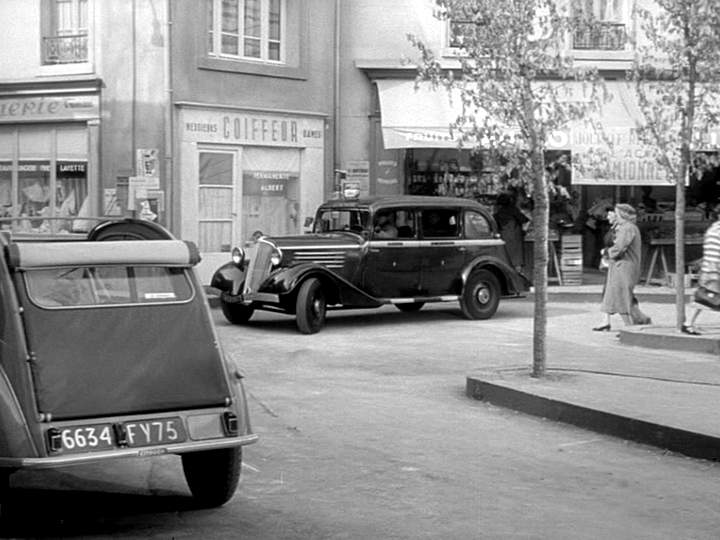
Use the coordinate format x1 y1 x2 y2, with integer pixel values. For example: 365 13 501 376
222 116 298 143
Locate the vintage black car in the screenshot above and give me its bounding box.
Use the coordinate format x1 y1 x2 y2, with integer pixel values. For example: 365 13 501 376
211 196 529 334
0 218 256 513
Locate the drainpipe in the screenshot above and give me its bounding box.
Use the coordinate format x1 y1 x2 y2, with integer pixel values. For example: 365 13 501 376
333 0 341 196
164 0 174 231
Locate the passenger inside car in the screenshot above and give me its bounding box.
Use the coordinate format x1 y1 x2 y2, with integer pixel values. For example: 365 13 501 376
374 212 398 239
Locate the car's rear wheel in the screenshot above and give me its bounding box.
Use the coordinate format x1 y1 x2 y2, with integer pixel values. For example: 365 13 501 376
396 302 425 312
182 447 241 508
220 295 255 325
460 269 500 320
296 277 326 334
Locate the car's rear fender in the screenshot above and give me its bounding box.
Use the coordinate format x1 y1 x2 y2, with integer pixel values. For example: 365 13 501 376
462 256 525 296
0 365 39 459
264 264 382 310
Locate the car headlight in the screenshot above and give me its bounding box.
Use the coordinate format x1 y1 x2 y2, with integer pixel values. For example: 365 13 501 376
270 247 283 267
231 247 245 266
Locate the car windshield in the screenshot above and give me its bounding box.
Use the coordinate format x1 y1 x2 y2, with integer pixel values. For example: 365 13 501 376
314 208 370 234
25 265 193 308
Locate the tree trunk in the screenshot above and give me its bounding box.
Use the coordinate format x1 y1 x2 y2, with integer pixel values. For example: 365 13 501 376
531 150 548 378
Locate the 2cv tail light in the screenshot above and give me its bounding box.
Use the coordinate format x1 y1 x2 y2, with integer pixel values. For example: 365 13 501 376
47 428 63 453
222 412 239 436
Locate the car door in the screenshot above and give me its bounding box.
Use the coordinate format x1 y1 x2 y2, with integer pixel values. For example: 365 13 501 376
363 208 422 298
419 207 466 295
462 208 505 264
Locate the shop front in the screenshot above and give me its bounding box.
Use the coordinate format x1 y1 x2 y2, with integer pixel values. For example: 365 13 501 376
372 78 717 284
0 91 100 235
176 103 326 282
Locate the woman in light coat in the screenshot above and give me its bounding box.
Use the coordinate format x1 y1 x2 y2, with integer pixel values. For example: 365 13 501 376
593 203 642 331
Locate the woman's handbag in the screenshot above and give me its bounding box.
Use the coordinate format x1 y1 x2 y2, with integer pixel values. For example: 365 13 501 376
694 285 720 310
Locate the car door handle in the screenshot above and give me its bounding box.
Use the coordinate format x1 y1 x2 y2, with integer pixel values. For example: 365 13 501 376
457 246 466 252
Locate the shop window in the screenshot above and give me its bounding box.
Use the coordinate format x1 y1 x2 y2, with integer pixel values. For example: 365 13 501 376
464 210 492 239
421 209 460 239
208 0 285 63
0 163 11 225
242 147 300 239
573 0 627 50
13 161 88 234
41 0 89 65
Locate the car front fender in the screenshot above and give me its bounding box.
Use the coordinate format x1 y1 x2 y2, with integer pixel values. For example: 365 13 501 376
210 262 247 296
263 263 382 308
462 256 528 296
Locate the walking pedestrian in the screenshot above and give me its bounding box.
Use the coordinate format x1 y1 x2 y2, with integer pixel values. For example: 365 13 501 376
593 203 642 331
683 206 720 335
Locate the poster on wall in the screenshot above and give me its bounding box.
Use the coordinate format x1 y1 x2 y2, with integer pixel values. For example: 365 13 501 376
376 160 399 196
136 148 159 177
346 161 370 197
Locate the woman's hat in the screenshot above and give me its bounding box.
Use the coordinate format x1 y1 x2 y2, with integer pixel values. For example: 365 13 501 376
615 203 637 221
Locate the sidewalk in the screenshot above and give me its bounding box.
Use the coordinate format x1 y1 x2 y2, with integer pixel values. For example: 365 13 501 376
468 287 720 461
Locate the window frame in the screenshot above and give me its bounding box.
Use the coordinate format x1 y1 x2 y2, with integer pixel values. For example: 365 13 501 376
208 0 287 64
24 264 195 309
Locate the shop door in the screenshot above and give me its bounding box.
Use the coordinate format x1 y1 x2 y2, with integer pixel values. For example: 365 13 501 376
197 150 238 253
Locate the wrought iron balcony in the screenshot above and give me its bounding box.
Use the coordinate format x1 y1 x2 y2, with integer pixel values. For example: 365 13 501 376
42 34 88 65
573 22 627 51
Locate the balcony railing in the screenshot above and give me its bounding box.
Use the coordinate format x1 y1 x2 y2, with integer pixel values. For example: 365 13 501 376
42 34 88 65
573 22 627 51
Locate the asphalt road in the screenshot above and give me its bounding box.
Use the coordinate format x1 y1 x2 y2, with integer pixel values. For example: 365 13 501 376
6 299 720 539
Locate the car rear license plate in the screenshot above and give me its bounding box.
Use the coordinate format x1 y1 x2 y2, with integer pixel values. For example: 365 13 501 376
58 423 115 453
121 417 186 447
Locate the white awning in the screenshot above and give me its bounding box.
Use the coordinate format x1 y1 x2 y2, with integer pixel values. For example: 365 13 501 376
376 79 467 149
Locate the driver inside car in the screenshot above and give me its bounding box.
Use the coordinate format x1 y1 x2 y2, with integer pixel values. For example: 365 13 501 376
374 212 398 239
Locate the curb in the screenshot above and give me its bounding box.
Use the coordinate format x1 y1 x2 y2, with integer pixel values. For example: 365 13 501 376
619 327 720 355
466 374 720 461
532 291 683 304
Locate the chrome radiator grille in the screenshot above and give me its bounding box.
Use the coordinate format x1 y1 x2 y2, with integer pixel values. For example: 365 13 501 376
290 250 346 270
243 243 274 295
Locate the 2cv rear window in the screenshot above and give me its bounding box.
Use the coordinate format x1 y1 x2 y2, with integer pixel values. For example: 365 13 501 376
25 266 194 308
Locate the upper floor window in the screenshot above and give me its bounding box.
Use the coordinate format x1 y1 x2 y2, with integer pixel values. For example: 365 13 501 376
42 0 89 65
573 0 628 50
207 0 285 63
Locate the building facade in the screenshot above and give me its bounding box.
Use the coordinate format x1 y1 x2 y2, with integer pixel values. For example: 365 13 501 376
336 0 716 273
0 0 337 281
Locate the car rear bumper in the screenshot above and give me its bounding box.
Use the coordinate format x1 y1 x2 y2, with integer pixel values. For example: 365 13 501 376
0 433 258 469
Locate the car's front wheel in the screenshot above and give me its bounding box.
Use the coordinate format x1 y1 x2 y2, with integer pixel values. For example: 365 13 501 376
460 269 500 320
296 277 326 334
396 302 425 312
220 294 255 325
182 447 241 508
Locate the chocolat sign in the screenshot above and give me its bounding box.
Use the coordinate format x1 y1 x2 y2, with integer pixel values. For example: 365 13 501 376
243 171 298 197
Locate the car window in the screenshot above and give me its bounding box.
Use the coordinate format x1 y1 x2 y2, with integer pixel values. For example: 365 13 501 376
25 266 193 308
394 209 416 239
421 209 460 238
464 211 492 239
315 209 370 234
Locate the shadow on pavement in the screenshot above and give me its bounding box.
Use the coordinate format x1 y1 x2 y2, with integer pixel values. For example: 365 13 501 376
0 487 200 538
